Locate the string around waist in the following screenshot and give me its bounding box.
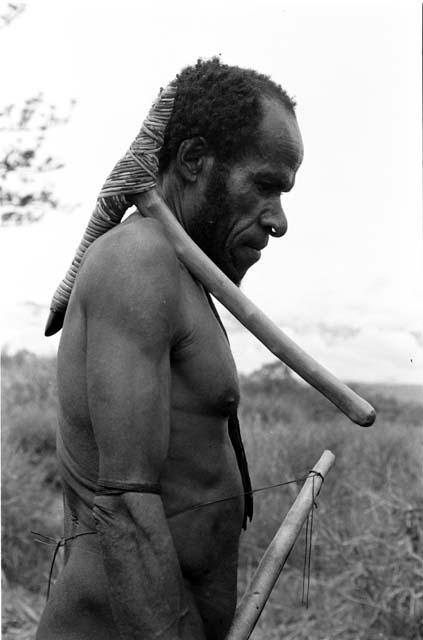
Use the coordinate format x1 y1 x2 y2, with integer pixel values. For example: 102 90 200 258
31 530 97 600
33 467 324 605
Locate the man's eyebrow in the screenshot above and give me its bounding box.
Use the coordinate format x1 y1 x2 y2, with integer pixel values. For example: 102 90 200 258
253 170 289 190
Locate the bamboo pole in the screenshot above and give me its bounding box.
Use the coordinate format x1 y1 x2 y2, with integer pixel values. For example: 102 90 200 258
134 190 375 427
226 449 335 640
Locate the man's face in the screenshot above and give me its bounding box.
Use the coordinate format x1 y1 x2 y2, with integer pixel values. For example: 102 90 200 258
190 97 304 285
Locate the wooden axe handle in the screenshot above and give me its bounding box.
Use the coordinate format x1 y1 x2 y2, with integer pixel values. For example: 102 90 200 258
134 190 376 427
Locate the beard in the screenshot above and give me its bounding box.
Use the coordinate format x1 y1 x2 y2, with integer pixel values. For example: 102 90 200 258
188 163 242 286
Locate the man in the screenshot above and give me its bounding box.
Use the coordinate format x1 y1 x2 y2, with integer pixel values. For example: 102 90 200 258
36 58 304 640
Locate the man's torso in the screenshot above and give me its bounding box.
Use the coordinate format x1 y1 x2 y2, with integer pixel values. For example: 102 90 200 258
38 215 244 639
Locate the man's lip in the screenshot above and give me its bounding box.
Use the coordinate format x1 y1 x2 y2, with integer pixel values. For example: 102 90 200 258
233 238 268 268
241 246 262 263
244 240 268 252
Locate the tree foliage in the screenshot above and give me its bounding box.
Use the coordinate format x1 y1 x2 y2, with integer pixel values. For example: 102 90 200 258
0 95 75 225
0 1 75 225
0 1 25 29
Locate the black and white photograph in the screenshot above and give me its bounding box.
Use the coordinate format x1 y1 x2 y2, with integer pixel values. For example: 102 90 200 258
1 1 422 638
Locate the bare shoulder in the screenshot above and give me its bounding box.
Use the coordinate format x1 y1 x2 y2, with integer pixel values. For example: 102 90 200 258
79 213 177 281
76 214 181 334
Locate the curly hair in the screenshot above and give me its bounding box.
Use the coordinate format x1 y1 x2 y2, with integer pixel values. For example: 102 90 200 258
159 58 296 171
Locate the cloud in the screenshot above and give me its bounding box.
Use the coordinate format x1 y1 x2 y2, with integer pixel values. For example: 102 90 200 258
227 323 423 385
1 303 59 355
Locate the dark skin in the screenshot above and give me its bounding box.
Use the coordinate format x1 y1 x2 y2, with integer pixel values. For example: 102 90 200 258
36 97 303 640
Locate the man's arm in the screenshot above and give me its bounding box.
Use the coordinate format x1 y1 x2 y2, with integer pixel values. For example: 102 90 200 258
80 221 196 639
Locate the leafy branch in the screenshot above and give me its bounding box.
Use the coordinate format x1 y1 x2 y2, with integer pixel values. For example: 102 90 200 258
0 94 75 225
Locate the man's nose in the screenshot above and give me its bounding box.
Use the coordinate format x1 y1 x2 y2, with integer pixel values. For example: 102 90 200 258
261 199 288 238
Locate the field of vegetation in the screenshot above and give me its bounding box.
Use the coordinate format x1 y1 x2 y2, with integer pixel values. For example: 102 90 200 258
2 350 422 639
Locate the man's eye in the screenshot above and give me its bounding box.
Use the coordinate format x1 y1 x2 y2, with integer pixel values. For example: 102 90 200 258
257 182 282 196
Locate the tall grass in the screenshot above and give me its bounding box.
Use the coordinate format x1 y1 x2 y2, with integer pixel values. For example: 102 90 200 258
238 365 423 639
2 351 62 592
2 353 422 639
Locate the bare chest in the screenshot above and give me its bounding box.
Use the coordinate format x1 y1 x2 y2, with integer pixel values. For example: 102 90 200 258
170 269 240 418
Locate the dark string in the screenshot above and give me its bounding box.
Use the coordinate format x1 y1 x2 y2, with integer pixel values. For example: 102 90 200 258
301 470 324 608
167 472 312 518
31 530 97 601
203 289 253 529
32 469 325 604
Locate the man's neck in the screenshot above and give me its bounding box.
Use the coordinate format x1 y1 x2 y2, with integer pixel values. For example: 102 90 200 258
156 171 188 231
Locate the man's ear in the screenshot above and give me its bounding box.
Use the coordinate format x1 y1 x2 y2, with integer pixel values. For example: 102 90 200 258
176 137 209 183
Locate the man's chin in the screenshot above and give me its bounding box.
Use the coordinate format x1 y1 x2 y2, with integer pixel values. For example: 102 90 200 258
201 250 245 287
232 270 244 287
217 261 245 287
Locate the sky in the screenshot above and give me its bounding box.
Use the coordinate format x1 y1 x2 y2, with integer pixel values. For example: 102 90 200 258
1 0 422 384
